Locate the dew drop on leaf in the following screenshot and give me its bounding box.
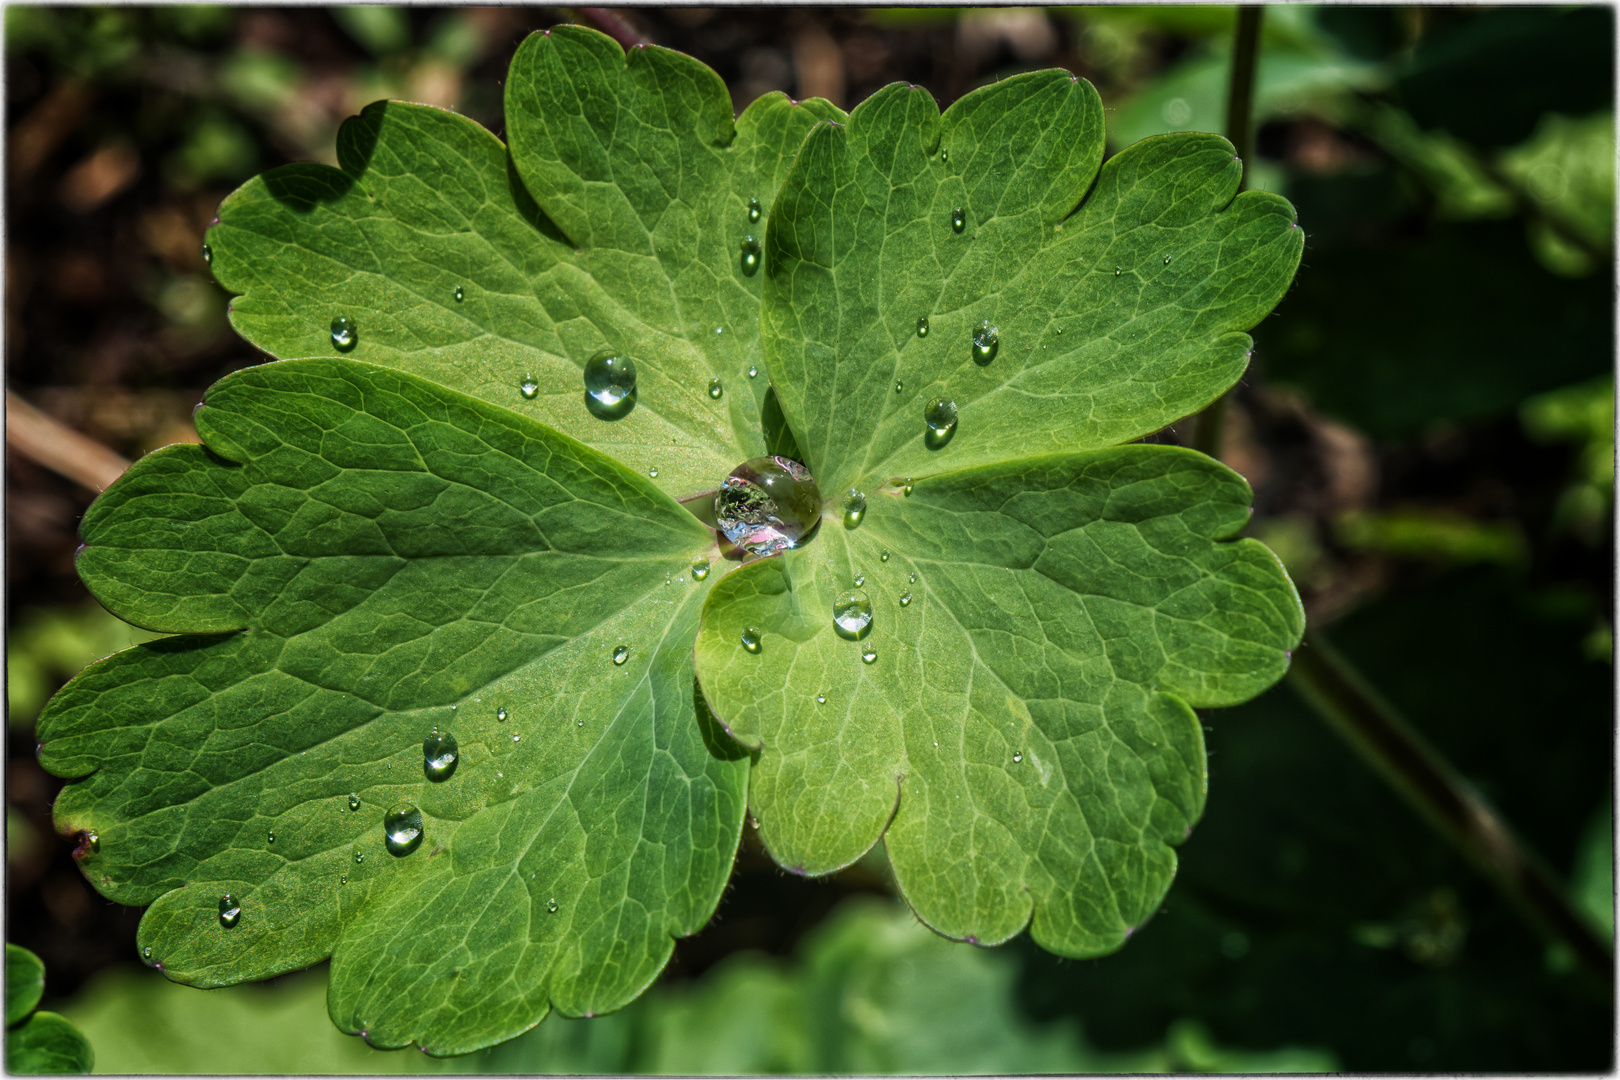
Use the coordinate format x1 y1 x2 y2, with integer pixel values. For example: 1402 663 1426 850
330 315 357 352
895 379 904 393
739 235 761 277
423 727 459 782
142 946 152 959
547 898 559 913
899 591 913 607
267 830 275 844
201 243 212 264
708 378 724 400
583 350 635 418
383 805 424 857
454 286 464 302
348 793 360 811
971 321 999 365
691 556 710 581
740 627 762 654
843 487 866 529
950 207 966 233
715 456 820 556
1163 254 1172 265
218 894 241 928
340 875 347 885
1115 265 1122 277
497 708 507 722
854 572 865 587
916 316 929 338
519 374 539 400
649 467 659 477
612 645 630 666
880 550 890 562
861 646 877 664
1013 751 1023 763
924 397 959 449
747 196 762 224
748 365 758 379
355 852 365 864
833 589 873 639
85 830 99 853
816 694 826 705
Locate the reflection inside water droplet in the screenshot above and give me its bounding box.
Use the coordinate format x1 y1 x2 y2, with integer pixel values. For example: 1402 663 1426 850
519 374 539 400
971 321 998 365
715 456 821 556
708 378 724 400
924 397 958 449
739 235 761 277
497 708 507 722
916 316 929 338
899 591 913 607
748 365 758 379
423 727 459 781
583 351 636 419
547 897 559 913
861 646 877 664
833 589 873 639
383 805 424 856
219 894 241 928
842 488 866 529
741 627 762 654
880 550 890 562
692 556 710 581
454 286 465 302
613 645 630 666
1013 751 1023 763
330 315 357 352
747 197 762 224
950 207 966 233
348 793 361 811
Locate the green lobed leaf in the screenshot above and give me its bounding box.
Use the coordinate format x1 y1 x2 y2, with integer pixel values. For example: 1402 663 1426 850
6 945 45 1027
695 446 1302 955
207 25 843 501
39 358 745 1055
761 72 1303 498
5 1012 94 1075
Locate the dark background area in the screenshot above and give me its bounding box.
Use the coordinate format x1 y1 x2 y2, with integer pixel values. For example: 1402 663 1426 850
6 6 1613 1072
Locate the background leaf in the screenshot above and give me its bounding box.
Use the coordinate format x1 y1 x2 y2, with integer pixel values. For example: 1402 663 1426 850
209 25 844 500
6 1012 94 1075
39 359 742 1055
6 945 46 1026
696 447 1302 955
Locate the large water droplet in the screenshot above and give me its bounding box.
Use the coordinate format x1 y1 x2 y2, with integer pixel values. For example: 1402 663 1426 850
423 727 459 781
899 591 913 607
219 894 241 928
739 235 761 277
747 197 762 224
348 793 361 811
916 316 929 338
972 321 999 365
692 556 710 581
833 589 873 639
708 378 724 400
924 397 958 449
861 645 877 664
613 645 630 666
950 207 966 233
454 285 465 302
584 351 637 419
384 805 424 856
330 315 357 352
741 627 762 654
842 488 866 529
519 374 539 400
715 456 821 556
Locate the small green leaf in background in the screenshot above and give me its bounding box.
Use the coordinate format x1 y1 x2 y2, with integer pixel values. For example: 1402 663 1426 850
6 946 93 1075
7 607 159 730
41 359 742 1055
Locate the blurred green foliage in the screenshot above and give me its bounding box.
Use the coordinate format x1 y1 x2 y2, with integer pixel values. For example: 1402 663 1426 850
7 606 158 730
6 947 93 1075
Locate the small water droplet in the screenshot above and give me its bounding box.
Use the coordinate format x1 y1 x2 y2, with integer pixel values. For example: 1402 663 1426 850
842 487 866 529
201 243 212 265
916 316 929 338
748 365 758 379
84 830 99 853
880 550 890 562
1115 265 1122 277
861 645 877 664
692 556 710 581
423 726 459 781
903 479 914 496
454 285 465 302
895 379 904 393
219 894 242 929
267 830 275 844
908 572 916 583
741 627 762 654
833 589 873 639
1163 254 1172 265
583 350 636 418
648 467 659 478
340 875 347 885
143 946 152 959
330 315 357 352
971 321 999 365
716 456 821 556
1056 326 1064 335
899 591 913 607
816 694 827 705
355 852 365 864
950 207 966 233
924 397 959 449
547 897 559 913
348 793 361 811
941 149 949 163
714 326 724 335
512 733 520 742
497 708 508 722
708 378 724 400
520 374 539 400
613 645 630 666
747 197 762 224
739 235 762 277
1013 751 1023 763
384 805 424 856
854 572 866 587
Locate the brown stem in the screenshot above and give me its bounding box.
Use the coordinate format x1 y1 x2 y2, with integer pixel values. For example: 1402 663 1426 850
1288 629 1614 993
6 389 130 493
1192 5 1265 461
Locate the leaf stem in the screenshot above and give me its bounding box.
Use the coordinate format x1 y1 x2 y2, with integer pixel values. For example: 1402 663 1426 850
5 388 130 492
1288 629 1615 994
1191 5 1264 461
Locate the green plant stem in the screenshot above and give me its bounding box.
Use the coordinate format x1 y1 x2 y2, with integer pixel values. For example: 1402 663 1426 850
1288 629 1615 993
1192 5 1264 461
